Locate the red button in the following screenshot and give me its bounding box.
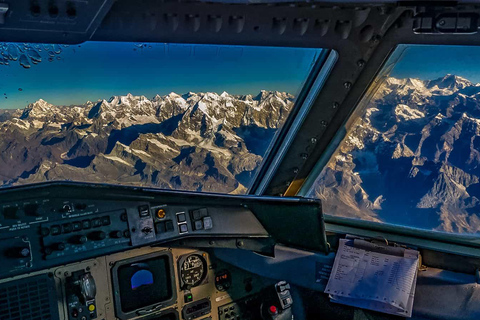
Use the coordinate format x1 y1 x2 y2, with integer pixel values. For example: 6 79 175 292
269 305 278 314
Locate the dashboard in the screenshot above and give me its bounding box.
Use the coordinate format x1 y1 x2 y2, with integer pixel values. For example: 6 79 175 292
0 182 325 320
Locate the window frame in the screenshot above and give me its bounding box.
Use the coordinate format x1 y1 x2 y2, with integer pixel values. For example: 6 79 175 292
297 44 480 255
250 49 338 195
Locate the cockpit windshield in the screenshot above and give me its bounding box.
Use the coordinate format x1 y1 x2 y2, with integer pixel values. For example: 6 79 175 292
306 45 480 235
0 42 322 193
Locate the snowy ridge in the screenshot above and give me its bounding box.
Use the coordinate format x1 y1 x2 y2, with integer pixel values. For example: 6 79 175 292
0 90 294 195
313 74 480 234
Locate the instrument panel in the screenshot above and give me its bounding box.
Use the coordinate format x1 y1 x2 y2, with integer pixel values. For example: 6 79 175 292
0 182 321 320
0 246 288 320
0 189 269 280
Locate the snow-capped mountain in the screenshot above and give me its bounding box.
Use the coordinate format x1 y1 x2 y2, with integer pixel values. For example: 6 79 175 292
0 91 294 194
311 74 480 234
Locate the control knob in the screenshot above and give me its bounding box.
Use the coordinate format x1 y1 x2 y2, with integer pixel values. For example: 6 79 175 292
70 235 87 245
53 242 66 251
110 230 123 239
88 231 106 241
6 246 31 258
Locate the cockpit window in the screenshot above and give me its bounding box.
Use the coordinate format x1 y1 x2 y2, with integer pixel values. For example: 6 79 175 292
0 42 322 193
306 45 480 235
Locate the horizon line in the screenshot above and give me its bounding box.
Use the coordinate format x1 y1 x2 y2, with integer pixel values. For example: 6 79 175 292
1 89 296 110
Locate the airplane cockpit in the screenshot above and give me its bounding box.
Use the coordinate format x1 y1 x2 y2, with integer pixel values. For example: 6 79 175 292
1 1 480 320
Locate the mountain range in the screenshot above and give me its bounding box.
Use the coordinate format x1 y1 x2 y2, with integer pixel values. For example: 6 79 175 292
0 90 294 194
311 74 480 234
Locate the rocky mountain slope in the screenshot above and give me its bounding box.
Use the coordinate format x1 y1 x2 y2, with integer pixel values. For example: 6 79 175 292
311 74 480 234
0 91 294 194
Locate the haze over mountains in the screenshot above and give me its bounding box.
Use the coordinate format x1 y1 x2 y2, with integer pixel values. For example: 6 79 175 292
0 90 294 193
312 74 480 234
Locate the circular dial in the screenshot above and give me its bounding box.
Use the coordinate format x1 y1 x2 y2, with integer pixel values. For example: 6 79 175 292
180 254 207 288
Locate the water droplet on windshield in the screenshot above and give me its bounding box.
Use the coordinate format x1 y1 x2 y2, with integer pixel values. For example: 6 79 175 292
53 44 62 54
0 42 69 68
27 49 42 63
7 44 18 61
19 54 31 69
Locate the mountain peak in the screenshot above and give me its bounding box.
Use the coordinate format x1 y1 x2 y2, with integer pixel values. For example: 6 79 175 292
27 99 53 110
427 74 473 90
20 99 56 119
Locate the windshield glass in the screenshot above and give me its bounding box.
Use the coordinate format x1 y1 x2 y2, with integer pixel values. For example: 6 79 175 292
0 42 322 193
307 45 480 235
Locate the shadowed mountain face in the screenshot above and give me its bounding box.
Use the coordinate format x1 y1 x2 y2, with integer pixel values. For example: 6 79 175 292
0 91 294 194
310 74 480 234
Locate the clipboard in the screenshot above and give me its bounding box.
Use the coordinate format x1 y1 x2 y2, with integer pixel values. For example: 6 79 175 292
325 235 420 317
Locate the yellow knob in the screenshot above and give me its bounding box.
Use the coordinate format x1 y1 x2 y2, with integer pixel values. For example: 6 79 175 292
156 209 166 219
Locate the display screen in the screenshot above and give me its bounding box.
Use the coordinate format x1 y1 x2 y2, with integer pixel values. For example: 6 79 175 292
117 255 173 313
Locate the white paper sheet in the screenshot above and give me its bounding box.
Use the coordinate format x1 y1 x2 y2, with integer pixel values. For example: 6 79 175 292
325 239 419 317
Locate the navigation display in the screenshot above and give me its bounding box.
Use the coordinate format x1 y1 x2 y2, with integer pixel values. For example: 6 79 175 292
113 253 174 315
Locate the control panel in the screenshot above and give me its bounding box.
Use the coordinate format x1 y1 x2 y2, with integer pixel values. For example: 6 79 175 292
41 210 129 259
65 270 98 320
0 246 291 320
0 184 270 279
218 281 293 320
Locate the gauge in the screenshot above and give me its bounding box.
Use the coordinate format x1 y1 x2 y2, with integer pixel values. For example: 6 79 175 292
215 270 231 291
179 254 207 288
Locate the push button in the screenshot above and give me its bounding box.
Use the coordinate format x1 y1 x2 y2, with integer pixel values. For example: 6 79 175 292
40 227 50 236
50 225 61 235
176 213 186 223
191 208 208 220
184 293 193 303
203 216 213 230
269 305 278 315
72 221 82 231
194 220 203 230
165 220 174 232
179 224 188 233
82 219 91 229
62 223 72 233
100 216 110 226
91 218 101 228
155 222 166 233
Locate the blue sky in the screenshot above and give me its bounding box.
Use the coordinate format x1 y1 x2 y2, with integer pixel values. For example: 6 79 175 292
390 45 480 82
0 42 321 109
